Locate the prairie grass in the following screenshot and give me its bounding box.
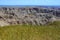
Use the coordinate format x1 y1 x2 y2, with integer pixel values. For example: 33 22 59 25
0 21 60 40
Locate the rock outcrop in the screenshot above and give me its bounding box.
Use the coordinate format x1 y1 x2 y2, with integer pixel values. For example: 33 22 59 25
0 6 59 26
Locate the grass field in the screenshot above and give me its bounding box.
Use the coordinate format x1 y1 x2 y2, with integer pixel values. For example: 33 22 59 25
0 21 60 40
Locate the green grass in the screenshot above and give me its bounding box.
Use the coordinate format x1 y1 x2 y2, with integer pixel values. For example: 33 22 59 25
0 21 60 40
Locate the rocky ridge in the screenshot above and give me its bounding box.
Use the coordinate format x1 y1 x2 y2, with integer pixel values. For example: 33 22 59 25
0 7 59 26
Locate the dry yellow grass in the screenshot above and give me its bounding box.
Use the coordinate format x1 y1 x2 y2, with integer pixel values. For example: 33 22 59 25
0 21 60 40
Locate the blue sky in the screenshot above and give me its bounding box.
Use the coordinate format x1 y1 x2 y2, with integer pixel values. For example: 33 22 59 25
0 0 60 6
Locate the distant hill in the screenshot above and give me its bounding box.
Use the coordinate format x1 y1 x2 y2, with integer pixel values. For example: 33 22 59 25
0 6 60 26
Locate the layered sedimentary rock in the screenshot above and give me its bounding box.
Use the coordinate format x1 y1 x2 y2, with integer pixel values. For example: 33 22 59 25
0 6 59 26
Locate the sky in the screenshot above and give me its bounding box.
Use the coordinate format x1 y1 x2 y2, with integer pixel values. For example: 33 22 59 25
0 0 60 6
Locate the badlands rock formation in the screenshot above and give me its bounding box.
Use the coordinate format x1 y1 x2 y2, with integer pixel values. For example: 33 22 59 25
0 6 59 26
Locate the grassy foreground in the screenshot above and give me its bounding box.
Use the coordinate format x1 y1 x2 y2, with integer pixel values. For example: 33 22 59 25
0 21 60 40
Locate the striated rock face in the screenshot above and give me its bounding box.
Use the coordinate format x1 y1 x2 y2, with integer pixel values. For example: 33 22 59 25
0 21 9 26
0 7 59 26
